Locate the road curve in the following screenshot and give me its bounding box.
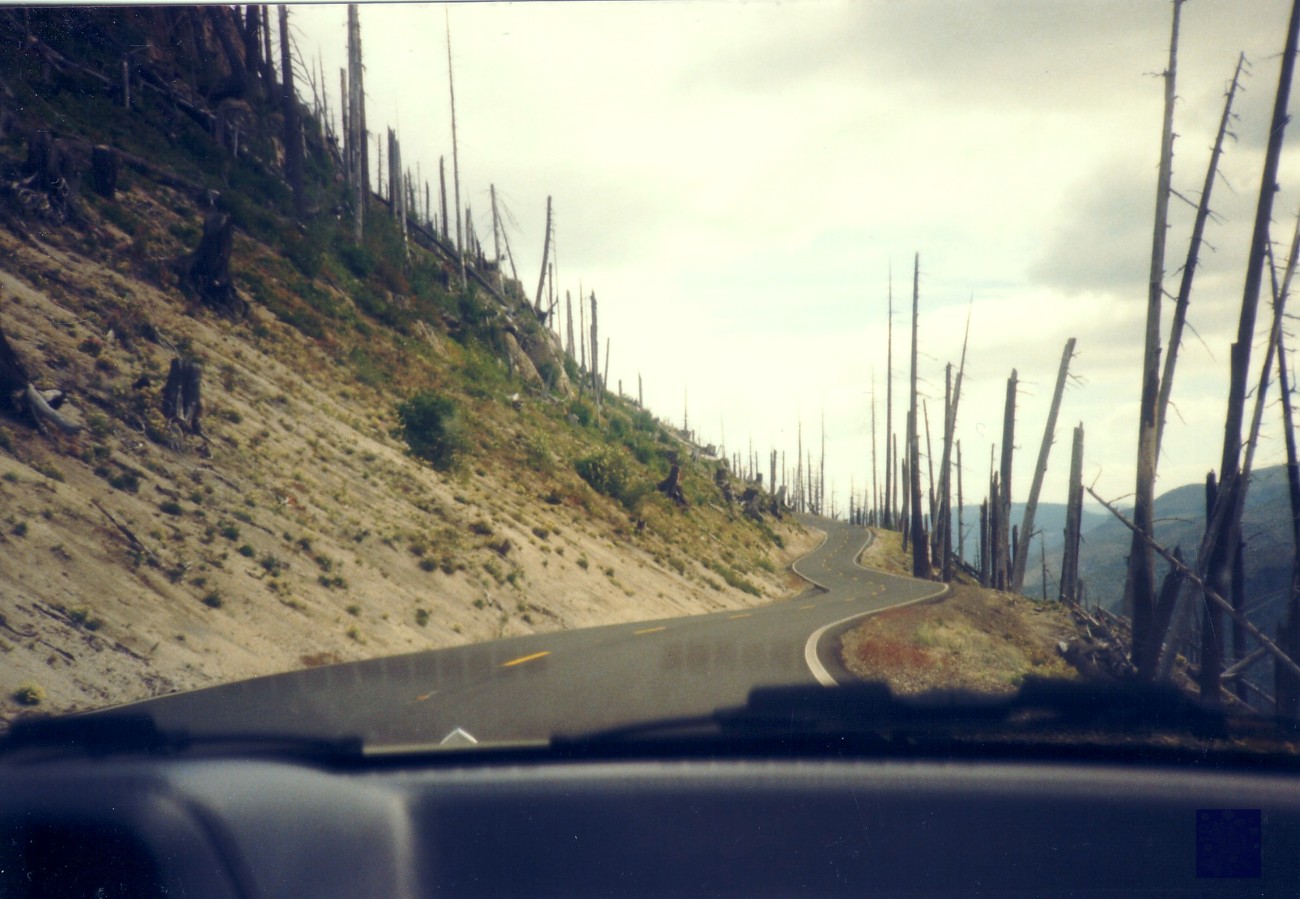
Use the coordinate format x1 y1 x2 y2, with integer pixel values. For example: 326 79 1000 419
122 517 948 746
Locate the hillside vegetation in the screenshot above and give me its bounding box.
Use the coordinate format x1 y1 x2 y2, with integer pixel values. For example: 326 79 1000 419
0 8 809 721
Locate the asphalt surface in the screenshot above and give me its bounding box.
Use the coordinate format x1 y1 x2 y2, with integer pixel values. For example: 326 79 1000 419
124 517 948 746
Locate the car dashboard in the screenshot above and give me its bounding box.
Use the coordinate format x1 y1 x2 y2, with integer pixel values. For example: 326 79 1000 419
3 745 1299 897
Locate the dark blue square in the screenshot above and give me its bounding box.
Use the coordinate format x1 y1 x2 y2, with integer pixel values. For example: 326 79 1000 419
1196 809 1262 879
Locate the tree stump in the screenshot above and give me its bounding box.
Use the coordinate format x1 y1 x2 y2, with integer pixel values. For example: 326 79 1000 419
658 463 688 508
91 145 117 199
161 357 202 435
184 213 246 317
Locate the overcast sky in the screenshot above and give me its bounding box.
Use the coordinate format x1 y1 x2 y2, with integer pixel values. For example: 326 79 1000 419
293 0 1298 522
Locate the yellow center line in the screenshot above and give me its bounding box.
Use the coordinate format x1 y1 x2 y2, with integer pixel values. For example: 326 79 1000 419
415 692 433 702
500 650 551 668
798 604 816 610
634 625 668 635
730 613 752 619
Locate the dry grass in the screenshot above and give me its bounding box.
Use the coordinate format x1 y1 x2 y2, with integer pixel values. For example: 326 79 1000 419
841 530 1080 694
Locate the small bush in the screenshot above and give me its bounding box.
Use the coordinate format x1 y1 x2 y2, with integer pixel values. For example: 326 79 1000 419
575 446 640 509
159 500 183 516
202 591 223 609
65 606 103 631
415 607 430 627
108 471 140 493
12 682 44 706
396 391 467 471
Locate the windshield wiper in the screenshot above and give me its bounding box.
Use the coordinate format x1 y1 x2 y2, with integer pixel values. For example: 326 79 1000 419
0 712 364 763
553 677 1300 757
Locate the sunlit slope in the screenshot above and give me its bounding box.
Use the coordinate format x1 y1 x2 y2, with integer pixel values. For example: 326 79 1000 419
0 7 806 721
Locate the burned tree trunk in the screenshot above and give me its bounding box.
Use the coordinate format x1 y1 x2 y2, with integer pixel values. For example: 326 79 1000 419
0 322 31 423
347 4 365 242
997 370 1017 589
1012 338 1076 592
534 196 553 318
1278 334 1300 715
91 146 117 199
14 131 79 224
185 213 245 317
278 5 305 219
1059 424 1085 604
658 463 688 507
1127 0 1183 678
908 254 929 578
1200 0 1300 701
589 292 600 398
884 266 894 530
979 496 990 587
1156 53 1245 459
161 357 203 435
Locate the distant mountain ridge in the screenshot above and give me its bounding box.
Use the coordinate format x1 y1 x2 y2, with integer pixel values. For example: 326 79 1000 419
1047 464 1296 620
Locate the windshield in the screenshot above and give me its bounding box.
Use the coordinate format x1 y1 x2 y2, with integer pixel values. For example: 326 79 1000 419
1 1 1299 753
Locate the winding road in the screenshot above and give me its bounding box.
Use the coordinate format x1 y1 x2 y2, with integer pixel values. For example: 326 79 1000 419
125 517 948 745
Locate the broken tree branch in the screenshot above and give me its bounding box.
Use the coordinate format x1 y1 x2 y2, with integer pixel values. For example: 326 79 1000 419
1087 485 1300 684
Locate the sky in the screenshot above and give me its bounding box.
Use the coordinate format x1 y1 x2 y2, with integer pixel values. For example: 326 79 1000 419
291 0 1300 523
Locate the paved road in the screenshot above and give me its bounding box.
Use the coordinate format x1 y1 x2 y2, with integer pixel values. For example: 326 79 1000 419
125 517 947 746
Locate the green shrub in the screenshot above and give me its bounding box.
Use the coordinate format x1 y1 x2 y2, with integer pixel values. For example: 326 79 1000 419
575 445 649 510
12 682 44 706
397 391 466 471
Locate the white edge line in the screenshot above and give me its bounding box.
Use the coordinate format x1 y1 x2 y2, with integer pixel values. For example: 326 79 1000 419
803 583 950 687
799 525 951 687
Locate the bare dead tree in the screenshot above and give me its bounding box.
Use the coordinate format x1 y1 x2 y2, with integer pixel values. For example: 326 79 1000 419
871 369 879 528
534 196 553 318
346 4 364 241
884 264 895 529
564 290 576 361
490 184 504 291
1060 424 1085 604
1156 52 1246 458
277 5 305 219
1012 338 1077 592
439 156 449 243
445 8 464 287
908 253 929 578
957 439 965 568
589 292 600 399
1277 332 1300 714
1126 0 1183 678
1199 0 1300 700
996 370 1018 589
936 304 972 580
